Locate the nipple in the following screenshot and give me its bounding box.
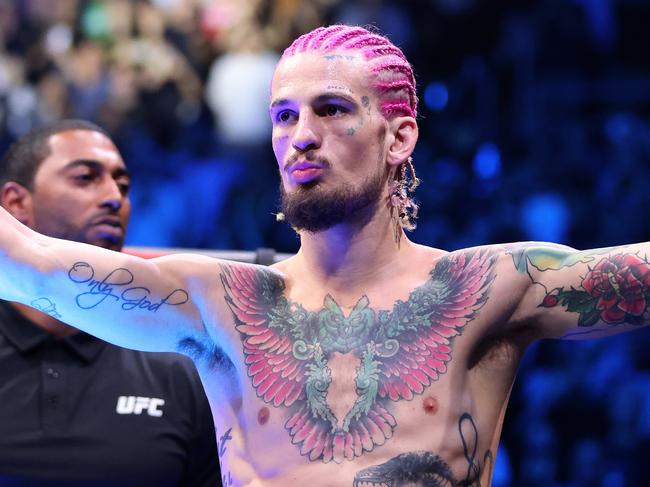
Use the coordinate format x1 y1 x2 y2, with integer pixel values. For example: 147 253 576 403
258 407 270 425
422 396 439 416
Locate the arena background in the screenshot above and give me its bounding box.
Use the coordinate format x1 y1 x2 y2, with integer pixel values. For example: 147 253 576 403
1 1 649 485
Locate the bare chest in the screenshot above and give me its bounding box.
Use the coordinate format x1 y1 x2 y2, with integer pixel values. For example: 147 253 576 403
213 251 503 484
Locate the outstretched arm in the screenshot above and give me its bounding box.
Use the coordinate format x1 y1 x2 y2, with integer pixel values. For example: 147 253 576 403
505 242 650 340
0 206 217 352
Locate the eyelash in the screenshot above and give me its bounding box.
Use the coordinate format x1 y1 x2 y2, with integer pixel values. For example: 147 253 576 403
275 110 297 124
73 173 95 183
72 174 130 195
321 105 347 117
118 183 130 196
274 104 349 124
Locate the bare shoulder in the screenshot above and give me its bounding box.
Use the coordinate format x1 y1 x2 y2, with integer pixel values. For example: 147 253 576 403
269 254 295 275
411 242 502 279
219 259 288 299
408 243 553 337
411 244 503 320
150 251 225 271
431 241 579 280
148 255 289 363
150 252 286 290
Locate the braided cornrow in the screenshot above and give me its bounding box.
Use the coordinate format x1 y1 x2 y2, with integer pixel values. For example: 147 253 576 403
282 25 418 119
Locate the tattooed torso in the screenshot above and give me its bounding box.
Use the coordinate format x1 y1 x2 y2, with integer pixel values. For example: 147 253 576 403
195 240 650 486
39 237 649 485
188 247 533 487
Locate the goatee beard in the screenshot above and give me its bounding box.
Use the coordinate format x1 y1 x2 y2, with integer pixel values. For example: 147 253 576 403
279 171 386 233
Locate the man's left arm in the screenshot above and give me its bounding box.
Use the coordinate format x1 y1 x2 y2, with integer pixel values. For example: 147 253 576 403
504 242 650 340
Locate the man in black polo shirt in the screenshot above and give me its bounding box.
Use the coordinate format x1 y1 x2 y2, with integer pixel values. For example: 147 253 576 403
0 120 221 486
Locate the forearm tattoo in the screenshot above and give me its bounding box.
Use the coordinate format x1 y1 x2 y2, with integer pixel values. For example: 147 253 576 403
353 413 493 486
509 244 650 333
220 249 497 463
67 261 189 311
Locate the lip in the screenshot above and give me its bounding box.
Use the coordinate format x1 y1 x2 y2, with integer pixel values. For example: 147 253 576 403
289 162 324 184
91 216 124 237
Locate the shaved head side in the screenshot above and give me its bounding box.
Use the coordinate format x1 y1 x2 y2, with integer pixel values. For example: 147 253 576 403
282 25 418 120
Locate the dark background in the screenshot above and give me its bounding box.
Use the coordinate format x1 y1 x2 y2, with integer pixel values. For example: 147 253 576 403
1 1 649 485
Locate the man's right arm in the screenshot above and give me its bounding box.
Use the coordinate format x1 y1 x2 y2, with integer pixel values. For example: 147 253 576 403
0 206 216 352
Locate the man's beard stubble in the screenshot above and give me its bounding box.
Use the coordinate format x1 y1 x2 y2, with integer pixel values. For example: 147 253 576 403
279 168 387 233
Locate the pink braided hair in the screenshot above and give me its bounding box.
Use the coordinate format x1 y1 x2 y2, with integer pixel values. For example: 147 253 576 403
282 25 418 120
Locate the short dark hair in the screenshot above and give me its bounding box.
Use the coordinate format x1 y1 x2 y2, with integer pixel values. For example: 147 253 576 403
0 119 110 190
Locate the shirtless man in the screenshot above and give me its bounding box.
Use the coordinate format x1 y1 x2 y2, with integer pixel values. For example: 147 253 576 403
0 25 646 486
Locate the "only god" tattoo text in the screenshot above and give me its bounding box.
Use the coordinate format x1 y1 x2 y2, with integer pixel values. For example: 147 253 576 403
68 261 189 312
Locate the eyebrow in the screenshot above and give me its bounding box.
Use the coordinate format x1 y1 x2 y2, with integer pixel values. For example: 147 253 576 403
269 99 291 110
314 93 356 105
269 91 357 110
61 159 130 178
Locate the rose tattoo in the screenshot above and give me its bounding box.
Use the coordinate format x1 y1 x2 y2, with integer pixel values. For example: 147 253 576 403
541 253 650 326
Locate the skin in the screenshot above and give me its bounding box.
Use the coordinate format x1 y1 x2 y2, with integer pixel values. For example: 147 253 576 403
1 129 130 337
0 52 648 486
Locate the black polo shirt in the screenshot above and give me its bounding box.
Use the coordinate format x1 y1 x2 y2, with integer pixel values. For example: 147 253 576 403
0 301 221 486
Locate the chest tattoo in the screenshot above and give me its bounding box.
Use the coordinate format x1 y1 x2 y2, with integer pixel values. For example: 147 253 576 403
220 249 496 463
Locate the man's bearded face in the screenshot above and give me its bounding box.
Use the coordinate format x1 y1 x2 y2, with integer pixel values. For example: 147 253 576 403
279 166 386 232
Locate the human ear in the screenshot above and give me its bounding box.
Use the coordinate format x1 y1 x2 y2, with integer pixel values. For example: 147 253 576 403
385 116 418 168
1 182 34 226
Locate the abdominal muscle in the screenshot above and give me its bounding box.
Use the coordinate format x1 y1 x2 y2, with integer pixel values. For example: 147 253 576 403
214 373 505 487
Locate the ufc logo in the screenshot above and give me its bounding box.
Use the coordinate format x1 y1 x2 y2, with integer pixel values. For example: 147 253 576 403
116 396 165 417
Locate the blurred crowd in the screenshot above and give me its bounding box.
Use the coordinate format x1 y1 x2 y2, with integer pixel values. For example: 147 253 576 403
1 0 649 485
0 0 339 250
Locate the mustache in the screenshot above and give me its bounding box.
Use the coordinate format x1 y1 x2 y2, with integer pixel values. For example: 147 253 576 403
283 151 331 172
89 212 125 231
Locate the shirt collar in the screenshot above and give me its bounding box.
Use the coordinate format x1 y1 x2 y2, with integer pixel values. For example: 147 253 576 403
0 301 106 363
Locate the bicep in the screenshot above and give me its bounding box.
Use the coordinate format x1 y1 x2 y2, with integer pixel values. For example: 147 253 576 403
507 242 650 340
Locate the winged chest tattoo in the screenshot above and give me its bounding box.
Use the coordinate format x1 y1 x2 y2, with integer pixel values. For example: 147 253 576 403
219 249 497 464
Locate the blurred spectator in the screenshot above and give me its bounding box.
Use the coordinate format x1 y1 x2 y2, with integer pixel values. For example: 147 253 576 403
205 28 278 146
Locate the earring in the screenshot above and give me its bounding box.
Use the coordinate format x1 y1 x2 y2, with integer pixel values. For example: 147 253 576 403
389 156 420 247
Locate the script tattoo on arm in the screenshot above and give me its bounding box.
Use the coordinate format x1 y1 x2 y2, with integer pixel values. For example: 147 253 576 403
68 261 189 311
353 413 493 486
508 244 650 335
220 249 497 463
